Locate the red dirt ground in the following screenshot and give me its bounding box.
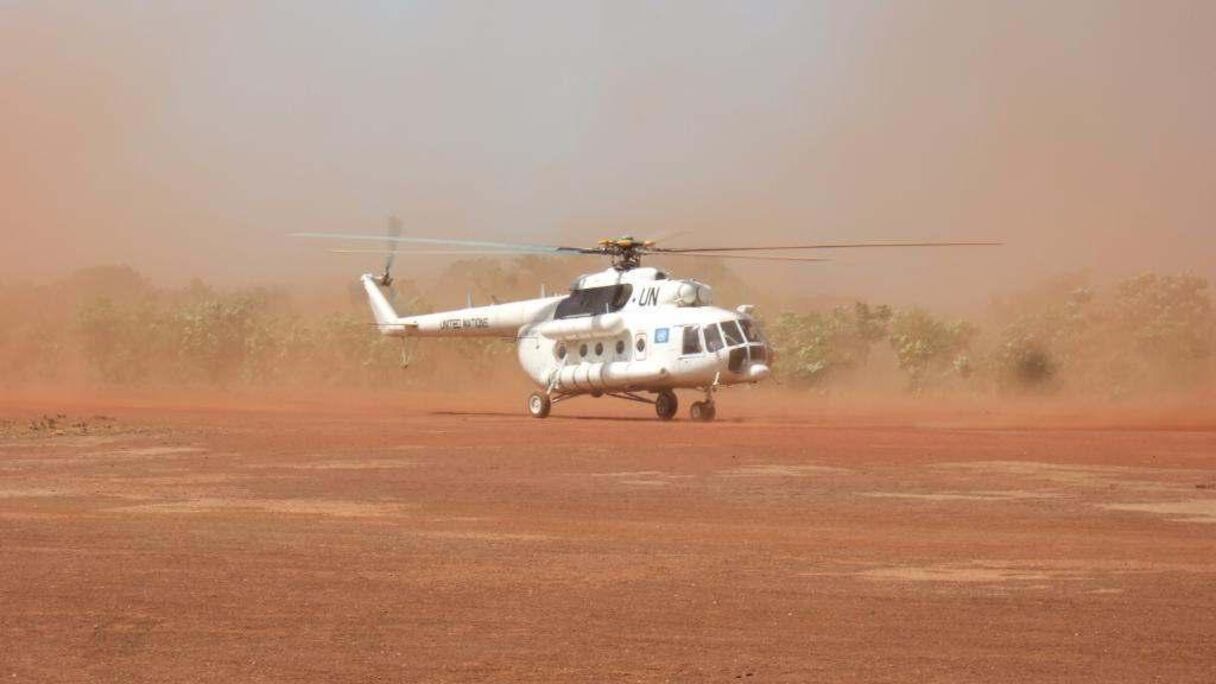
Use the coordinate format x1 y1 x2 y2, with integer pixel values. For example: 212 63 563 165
1 387 1214 682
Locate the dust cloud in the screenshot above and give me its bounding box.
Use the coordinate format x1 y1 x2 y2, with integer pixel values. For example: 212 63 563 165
2 3 1213 402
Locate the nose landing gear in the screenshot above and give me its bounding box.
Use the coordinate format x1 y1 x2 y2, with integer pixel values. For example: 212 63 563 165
689 400 716 422
689 382 718 422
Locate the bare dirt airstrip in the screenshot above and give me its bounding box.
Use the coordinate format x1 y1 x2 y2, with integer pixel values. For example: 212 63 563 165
1 388 1214 681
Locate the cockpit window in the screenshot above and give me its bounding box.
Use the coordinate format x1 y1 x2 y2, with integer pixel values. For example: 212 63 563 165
703 324 724 353
721 319 746 346
554 284 634 319
738 318 760 342
682 326 702 355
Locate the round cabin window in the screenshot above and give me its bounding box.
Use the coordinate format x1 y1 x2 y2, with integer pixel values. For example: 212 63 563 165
594 342 604 356
579 343 588 357
636 338 646 352
556 344 566 359
615 339 625 355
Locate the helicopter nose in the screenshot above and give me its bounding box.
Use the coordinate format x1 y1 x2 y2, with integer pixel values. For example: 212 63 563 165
747 364 770 381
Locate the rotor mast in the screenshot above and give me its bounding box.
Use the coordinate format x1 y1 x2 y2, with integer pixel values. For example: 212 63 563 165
598 237 652 271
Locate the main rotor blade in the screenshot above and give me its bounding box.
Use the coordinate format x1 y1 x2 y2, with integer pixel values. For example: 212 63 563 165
294 232 594 254
653 240 1002 253
328 248 599 257
656 252 830 263
647 229 693 245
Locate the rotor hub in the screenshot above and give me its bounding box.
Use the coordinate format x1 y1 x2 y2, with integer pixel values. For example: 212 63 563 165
598 236 656 270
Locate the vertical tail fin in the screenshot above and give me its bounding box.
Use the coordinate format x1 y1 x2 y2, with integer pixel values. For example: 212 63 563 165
361 273 405 334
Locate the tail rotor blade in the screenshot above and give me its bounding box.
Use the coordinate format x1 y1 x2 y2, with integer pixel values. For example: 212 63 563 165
381 215 403 292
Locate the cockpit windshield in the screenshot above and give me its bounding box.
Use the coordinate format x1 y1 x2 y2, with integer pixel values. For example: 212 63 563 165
681 320 765 356
738 318 761 342
721 319 746 347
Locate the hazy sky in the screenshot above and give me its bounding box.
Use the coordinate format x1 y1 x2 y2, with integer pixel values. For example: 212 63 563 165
3 1 1213 307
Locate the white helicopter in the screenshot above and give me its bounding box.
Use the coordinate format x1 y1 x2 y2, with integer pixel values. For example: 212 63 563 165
298 221 997 421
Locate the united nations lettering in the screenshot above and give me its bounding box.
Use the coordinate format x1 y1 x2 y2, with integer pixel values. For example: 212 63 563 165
440 317 489 330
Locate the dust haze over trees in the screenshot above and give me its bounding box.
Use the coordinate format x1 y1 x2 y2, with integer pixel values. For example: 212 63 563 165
771 271 1214 396
1 259 1213 399
988 272 1215 396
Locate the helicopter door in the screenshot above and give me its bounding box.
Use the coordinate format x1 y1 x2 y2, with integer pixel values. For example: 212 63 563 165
633 331 648 361
676 324 712 379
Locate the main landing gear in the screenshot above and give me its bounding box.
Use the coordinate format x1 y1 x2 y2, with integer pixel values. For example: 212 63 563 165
654 390 678 421
527 387 717 422
527 392 551 418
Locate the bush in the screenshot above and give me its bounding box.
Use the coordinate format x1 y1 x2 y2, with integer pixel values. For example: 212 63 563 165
76 297 166 383
989 273 1214 394
888 309 976 391
175 294 270 384
996 335 1056 390
768 303 891 386
1111 272 1213 387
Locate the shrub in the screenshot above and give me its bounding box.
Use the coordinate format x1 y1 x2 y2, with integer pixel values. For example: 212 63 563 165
888 308 976 391
1110 272 1213 388
768 303 891 386
996 334 1056 390
75 297 165 383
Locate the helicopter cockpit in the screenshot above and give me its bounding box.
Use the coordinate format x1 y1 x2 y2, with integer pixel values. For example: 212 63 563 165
680 316 769 373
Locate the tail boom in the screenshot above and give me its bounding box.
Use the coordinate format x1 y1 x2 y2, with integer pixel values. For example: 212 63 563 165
360 274 561 338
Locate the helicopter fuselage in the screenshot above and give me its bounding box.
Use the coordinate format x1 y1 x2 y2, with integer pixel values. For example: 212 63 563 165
316 222 994 420
361 266 772 401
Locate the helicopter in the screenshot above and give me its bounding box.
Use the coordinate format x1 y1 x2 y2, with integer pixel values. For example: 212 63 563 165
297 221 997 421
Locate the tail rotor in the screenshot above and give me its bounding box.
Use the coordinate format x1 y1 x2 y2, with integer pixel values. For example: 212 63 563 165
379 215 403 290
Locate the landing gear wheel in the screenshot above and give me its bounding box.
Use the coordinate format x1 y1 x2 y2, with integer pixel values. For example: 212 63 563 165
527 392 551 419
654 390 678 421
690 401 716 422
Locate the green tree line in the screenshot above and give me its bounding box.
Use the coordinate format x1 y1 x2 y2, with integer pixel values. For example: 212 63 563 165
768 272 1214 395
2 264 1211 396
